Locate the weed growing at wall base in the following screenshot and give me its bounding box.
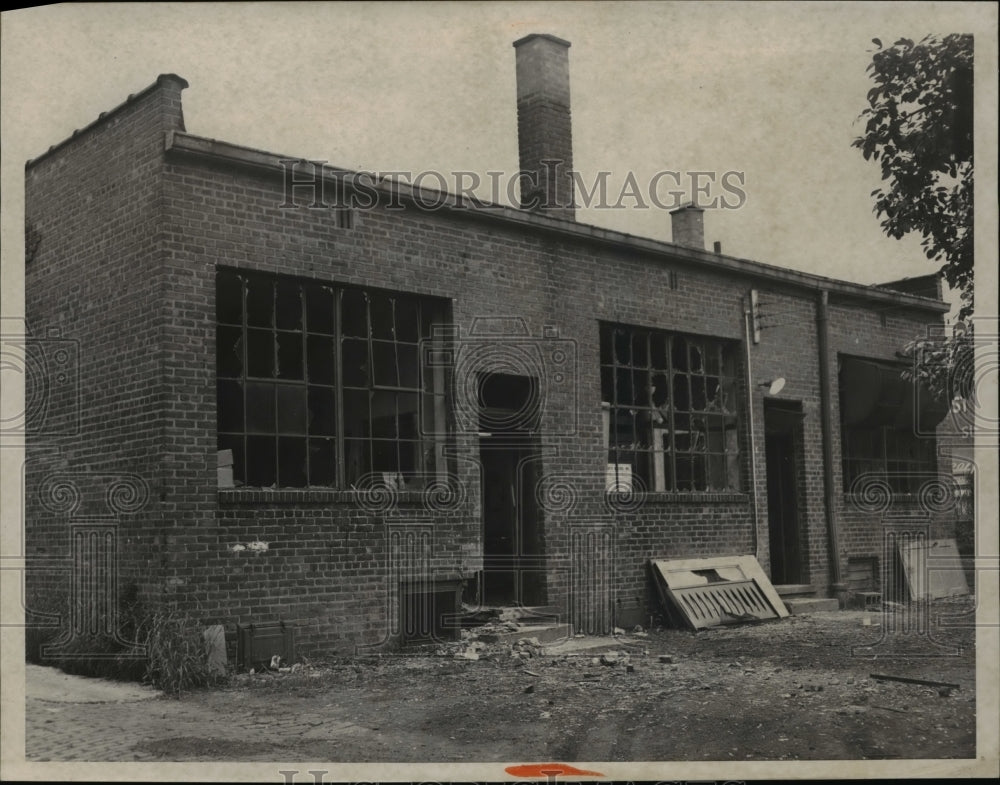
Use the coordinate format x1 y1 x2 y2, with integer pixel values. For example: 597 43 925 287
27 586 226 696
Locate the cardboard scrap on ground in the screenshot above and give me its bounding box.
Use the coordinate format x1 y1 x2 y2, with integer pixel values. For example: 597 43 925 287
650 555 789 630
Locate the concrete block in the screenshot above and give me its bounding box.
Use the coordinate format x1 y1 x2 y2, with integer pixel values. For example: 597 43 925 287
477 623 573 645
784 597 840 615
203 624 228 675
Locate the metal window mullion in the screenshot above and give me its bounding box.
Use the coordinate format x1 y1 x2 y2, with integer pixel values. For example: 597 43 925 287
685 362 694 485
271 284 280 486
395 391 403 478
627 364 637 451
702 412 711 490
734 349 747 493
415 301 425 477
615 355 626 484
615 328 632 480
723 343 738 490
365 293 375 478
667 334 678 492
334 288 346 488
699 370 709 491
696 374 705 490
642 331 652 487
240 275 250 486
608 329 616 481
606 357 617 483
608 340 616 476
389 299 403 478
299 283 311 487
613 362 620 483
391 297 401 389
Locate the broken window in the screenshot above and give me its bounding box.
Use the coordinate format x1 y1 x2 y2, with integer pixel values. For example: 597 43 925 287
841 426 936 494
838 356 938 495
217 269 449 489
600 323 742 493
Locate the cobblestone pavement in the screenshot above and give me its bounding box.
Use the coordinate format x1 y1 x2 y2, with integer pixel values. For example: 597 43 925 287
27 665 196 761
25 664 311 761
24 662 391 762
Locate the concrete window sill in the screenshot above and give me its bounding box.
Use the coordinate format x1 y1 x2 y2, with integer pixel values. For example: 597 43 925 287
839 492 926 504
605 491 748 504
218 488 432 505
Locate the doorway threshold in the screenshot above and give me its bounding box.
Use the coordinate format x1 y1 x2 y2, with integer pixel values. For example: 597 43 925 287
773 584 816 597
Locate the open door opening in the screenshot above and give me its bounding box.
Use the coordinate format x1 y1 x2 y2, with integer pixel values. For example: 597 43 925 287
478 372 545 606
764 399 806 585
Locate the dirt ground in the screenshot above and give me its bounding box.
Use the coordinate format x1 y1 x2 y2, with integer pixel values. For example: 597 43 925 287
26 600 978 764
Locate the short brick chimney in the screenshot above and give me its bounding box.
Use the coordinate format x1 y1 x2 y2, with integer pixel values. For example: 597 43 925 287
670 203 705 250
513 33 575 219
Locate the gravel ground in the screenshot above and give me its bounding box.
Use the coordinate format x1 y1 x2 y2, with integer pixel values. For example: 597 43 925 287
22 600 978 764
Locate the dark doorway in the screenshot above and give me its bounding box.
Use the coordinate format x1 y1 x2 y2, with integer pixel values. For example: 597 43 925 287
764 400 805 585
478 372 545 606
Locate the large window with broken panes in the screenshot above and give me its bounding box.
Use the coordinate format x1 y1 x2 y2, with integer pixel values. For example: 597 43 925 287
838 356 938 495
216 269 449 489
841 427 937 494
600 323 742 492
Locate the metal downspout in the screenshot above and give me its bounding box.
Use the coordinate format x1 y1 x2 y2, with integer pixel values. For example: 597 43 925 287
817 290 846 605
743 297 760 562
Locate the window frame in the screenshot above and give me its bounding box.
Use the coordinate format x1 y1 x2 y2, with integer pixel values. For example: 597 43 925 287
216 267 450 490
838 356 939 496
599 321 744 494
841 424 938 495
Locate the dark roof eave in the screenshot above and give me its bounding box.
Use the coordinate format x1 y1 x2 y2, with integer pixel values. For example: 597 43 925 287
163 131 949 315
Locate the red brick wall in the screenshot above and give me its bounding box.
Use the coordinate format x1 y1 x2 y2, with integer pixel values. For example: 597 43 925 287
828 301 955 580
154 141 949 647
23 77 188 647
25 78 951 656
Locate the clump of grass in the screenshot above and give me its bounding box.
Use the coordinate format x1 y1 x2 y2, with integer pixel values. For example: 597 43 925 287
43 633 148 683
24 586 68 667
136 607 225 695
25 585 227 696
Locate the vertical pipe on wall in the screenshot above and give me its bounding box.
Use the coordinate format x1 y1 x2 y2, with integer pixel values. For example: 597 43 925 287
817 289 846 603
743 296 760 561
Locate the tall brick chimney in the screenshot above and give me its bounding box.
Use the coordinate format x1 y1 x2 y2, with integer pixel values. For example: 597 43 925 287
513 33 575 219
670 203 705 250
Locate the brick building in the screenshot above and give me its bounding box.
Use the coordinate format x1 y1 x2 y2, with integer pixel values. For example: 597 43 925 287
24 34 956 656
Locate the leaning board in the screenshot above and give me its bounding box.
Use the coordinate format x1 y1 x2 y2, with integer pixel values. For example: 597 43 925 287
650 554 790 630
897 538 970 600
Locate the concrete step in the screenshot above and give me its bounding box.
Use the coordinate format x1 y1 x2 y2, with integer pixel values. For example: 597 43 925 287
784 597 839 615
476 623 573 645
542 636 646 656
497 605 563 623
774 584 817 597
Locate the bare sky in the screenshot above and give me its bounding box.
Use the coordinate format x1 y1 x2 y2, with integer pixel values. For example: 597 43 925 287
1 2 996 306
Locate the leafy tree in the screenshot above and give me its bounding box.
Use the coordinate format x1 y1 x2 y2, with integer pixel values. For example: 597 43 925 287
854 34 973 318
854 34 974 404
901 324 974 405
